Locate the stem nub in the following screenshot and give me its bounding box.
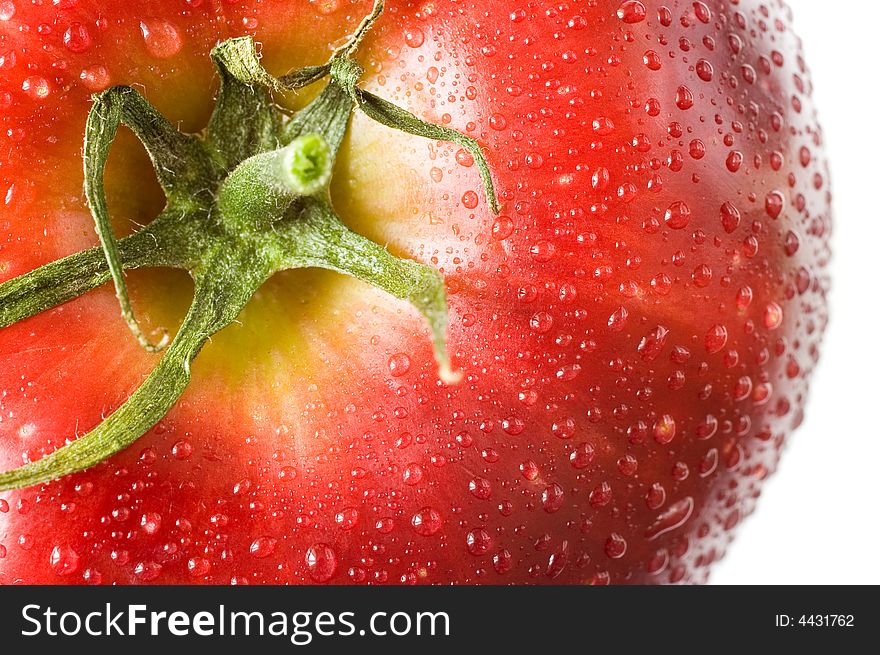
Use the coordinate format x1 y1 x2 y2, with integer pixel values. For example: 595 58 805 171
282 134 333 196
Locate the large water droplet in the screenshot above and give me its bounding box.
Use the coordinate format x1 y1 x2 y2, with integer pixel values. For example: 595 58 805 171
664 201 691 229
249 536 277 558
0 1 15 21
645 497 695 540
704 324 728 354
187 557 211 577
335 507 359 530
616 1 646 23
140 512 162 535
63 22 91 53
134 561 162 581
411 507 442 536
22 76 51 100
140 20 183 59
604 533 627 559
403 26 425 48
50 545 80 576
466 529 493 555
388 352 411 377
305 543 338 582
542 483 565 513
468 477 492 499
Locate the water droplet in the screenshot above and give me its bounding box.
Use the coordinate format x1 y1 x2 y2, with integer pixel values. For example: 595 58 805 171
403 463 424 486
607 306 629 332
720 201 741 233
784 230 800 256
664 201 691 229
388 353 410 376
63 22 91 53
736 286 753 311
643 50 662 71
0 1 14 21
646 483 666 509
704 324 728 354
171 439 192 459
411 507 442 535
81 568 101 584
455 149 474 167
489 113 507 130
334 507 359 530
140 512 162 535
461 190 479 209
570 443 595 469
140 20 183 59
466 529 493 555
765 190 785 218
695 59 713 81
0 499 8 513
305 543 338 582
590 482 612 507
493 549 513 574
726 150 743 172
492 215 514 240
695 415 719 440
638 325 669 361
529 311 553 334
79 65 110 91
604 533 627 559
675 86 694 110
592 118 615 138
481 448 499 463
551 418 575 440
469 477 492 499
645 497 695 539
311 0 340 15
520 460 540 481
689 139 706 159
22 76 51 100
693 2 712 23
50 545 80 576
187 557 211 577
764 302 783 330
542 483 565 513
376 517 395 534
134 561 162 581
653 415 676 444
529 240 556 262
617 1 646 23
249 536 277 558
403 26 425 48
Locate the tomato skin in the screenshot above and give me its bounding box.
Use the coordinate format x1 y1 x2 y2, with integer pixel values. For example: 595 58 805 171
0 0 830 584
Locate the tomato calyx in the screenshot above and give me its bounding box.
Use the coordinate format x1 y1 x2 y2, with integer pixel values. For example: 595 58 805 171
0 0 498 492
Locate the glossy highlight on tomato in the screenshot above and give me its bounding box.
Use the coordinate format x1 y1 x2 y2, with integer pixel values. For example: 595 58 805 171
0 0 830 584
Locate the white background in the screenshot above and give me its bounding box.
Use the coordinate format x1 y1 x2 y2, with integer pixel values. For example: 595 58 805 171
713 1 880 584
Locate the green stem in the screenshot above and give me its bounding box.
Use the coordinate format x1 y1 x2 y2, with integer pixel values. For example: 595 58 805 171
0 253 266 492
217 134 335 231
271 198 459 382
0 213 198 329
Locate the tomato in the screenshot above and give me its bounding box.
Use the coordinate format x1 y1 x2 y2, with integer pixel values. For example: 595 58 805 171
0 0 829 584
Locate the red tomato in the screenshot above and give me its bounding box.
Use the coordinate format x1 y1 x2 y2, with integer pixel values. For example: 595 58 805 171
0 0 829 584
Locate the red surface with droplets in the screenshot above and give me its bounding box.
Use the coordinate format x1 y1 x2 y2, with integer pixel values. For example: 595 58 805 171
0 0 830 584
